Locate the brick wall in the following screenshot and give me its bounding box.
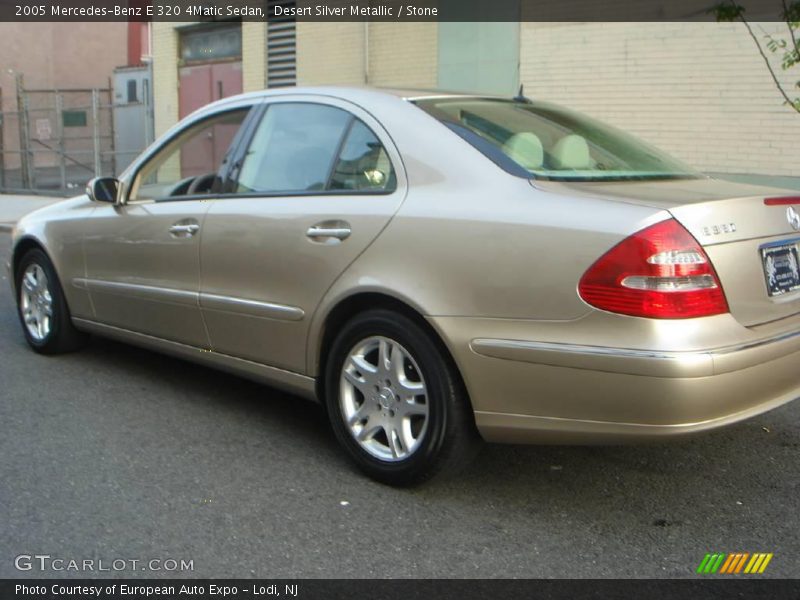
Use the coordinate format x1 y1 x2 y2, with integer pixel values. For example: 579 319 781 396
151 22 181 137
242 21 267 92
520 22 800 177
367 23 437 88
296 22 366 85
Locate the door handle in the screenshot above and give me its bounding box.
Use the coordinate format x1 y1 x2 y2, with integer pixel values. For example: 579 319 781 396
169 223 200 237
306 222 351 242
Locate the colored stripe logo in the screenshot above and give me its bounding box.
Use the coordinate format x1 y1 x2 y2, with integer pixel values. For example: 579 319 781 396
696 553 773 574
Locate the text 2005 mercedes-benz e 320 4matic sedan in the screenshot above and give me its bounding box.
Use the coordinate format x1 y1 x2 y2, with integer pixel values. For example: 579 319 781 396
7 87 800 485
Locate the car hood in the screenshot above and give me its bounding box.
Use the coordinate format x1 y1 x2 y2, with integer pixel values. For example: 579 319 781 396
16 195 92 225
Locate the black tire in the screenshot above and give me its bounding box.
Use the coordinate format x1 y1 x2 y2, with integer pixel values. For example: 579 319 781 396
324 309 481 486
15 248 88 354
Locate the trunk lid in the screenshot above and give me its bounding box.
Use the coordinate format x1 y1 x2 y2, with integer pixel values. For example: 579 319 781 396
534 177 800 326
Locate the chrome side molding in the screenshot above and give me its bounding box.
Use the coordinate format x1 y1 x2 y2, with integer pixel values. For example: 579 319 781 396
73 278 306 322
200 293 305 322
470 330 800 379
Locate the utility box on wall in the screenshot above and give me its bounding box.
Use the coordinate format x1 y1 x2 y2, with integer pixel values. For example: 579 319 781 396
113 64 154 174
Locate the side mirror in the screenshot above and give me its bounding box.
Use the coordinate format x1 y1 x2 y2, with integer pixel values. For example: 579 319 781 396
86 177 119 203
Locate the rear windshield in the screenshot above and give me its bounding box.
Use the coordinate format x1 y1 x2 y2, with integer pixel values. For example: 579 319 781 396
413 97 701 182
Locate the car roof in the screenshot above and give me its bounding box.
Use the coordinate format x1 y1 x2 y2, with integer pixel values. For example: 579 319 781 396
204 85 507 113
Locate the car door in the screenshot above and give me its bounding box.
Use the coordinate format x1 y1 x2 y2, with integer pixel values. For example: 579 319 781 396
82 105 254 347
199 97 407 373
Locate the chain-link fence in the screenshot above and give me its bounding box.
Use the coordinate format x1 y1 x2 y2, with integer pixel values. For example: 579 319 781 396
1 76 151 194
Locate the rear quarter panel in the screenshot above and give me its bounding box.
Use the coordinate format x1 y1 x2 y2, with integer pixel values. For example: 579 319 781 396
305 98 667 374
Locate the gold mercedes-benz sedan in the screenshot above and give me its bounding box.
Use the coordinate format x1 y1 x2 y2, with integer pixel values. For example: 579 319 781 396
7 87 800 484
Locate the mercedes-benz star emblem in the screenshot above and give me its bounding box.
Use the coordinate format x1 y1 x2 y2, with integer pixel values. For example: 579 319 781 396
787 206 800 231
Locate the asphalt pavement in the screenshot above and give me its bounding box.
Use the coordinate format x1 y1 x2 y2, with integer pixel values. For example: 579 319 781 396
0 231 798 579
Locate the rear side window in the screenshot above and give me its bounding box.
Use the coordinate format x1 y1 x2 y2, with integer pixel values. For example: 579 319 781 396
330 120 396 192
236 102 396 194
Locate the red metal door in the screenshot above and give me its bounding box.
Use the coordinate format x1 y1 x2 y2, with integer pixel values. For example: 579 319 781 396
178 62 243 178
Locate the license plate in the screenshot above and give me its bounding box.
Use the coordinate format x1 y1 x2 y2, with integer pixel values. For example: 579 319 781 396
761 242 800 297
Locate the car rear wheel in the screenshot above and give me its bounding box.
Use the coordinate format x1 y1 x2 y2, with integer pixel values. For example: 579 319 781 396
325 309 481 486
16 248 87 354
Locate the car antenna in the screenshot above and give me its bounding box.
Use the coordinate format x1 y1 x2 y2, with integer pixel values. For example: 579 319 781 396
513 84 532 104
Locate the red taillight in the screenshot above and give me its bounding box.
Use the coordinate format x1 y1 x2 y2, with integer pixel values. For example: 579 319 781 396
764 197 800 206
578 218 729 319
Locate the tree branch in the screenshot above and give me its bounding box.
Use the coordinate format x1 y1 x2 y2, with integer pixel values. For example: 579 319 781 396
781 0 800 62
739 14 800 112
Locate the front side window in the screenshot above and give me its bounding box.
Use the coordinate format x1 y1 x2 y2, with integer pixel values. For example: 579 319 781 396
414 98 700 182
130 108 249 201
236 103 396 194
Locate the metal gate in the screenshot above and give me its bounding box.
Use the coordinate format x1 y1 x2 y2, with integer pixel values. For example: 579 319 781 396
0 74 152 194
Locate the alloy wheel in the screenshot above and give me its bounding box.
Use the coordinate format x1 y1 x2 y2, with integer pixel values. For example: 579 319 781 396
339 336 429 462
19 263 53 342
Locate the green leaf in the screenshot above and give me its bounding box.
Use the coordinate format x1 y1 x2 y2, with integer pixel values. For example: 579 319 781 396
712 1 745 21
785 1 800 22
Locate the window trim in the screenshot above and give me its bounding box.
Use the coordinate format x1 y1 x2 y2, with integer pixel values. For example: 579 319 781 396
322 115 356 190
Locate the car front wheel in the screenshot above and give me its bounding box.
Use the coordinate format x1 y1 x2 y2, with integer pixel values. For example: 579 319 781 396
15 248 87 354
325 309 480 486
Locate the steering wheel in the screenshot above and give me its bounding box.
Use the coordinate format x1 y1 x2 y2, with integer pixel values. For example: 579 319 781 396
187 172 218 196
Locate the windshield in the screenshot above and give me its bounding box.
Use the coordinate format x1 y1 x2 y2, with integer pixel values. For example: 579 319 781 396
413 97 701 182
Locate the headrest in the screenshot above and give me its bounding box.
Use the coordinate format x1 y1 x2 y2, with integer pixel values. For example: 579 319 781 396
502 132 544 171
551 134 592 170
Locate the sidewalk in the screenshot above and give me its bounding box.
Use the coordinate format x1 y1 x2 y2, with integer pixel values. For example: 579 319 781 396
0 194 64 232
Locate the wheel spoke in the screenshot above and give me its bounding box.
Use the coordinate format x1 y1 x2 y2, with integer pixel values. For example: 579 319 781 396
36 267 47 291
350 354 378 381
356 420 382 442
348 400 374 426
378 339 392 374
23 271 37 294
400 419 417 451
388 425 405 458
343 368 373 397
397 377 425 395
388 343 407 382
400 400 428 418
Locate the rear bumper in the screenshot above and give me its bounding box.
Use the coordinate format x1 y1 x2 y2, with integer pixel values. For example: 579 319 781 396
430 313 800 444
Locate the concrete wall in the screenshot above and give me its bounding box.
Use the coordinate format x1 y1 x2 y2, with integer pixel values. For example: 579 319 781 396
438 22 519 94
296 22 437 89
520 22 800 178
